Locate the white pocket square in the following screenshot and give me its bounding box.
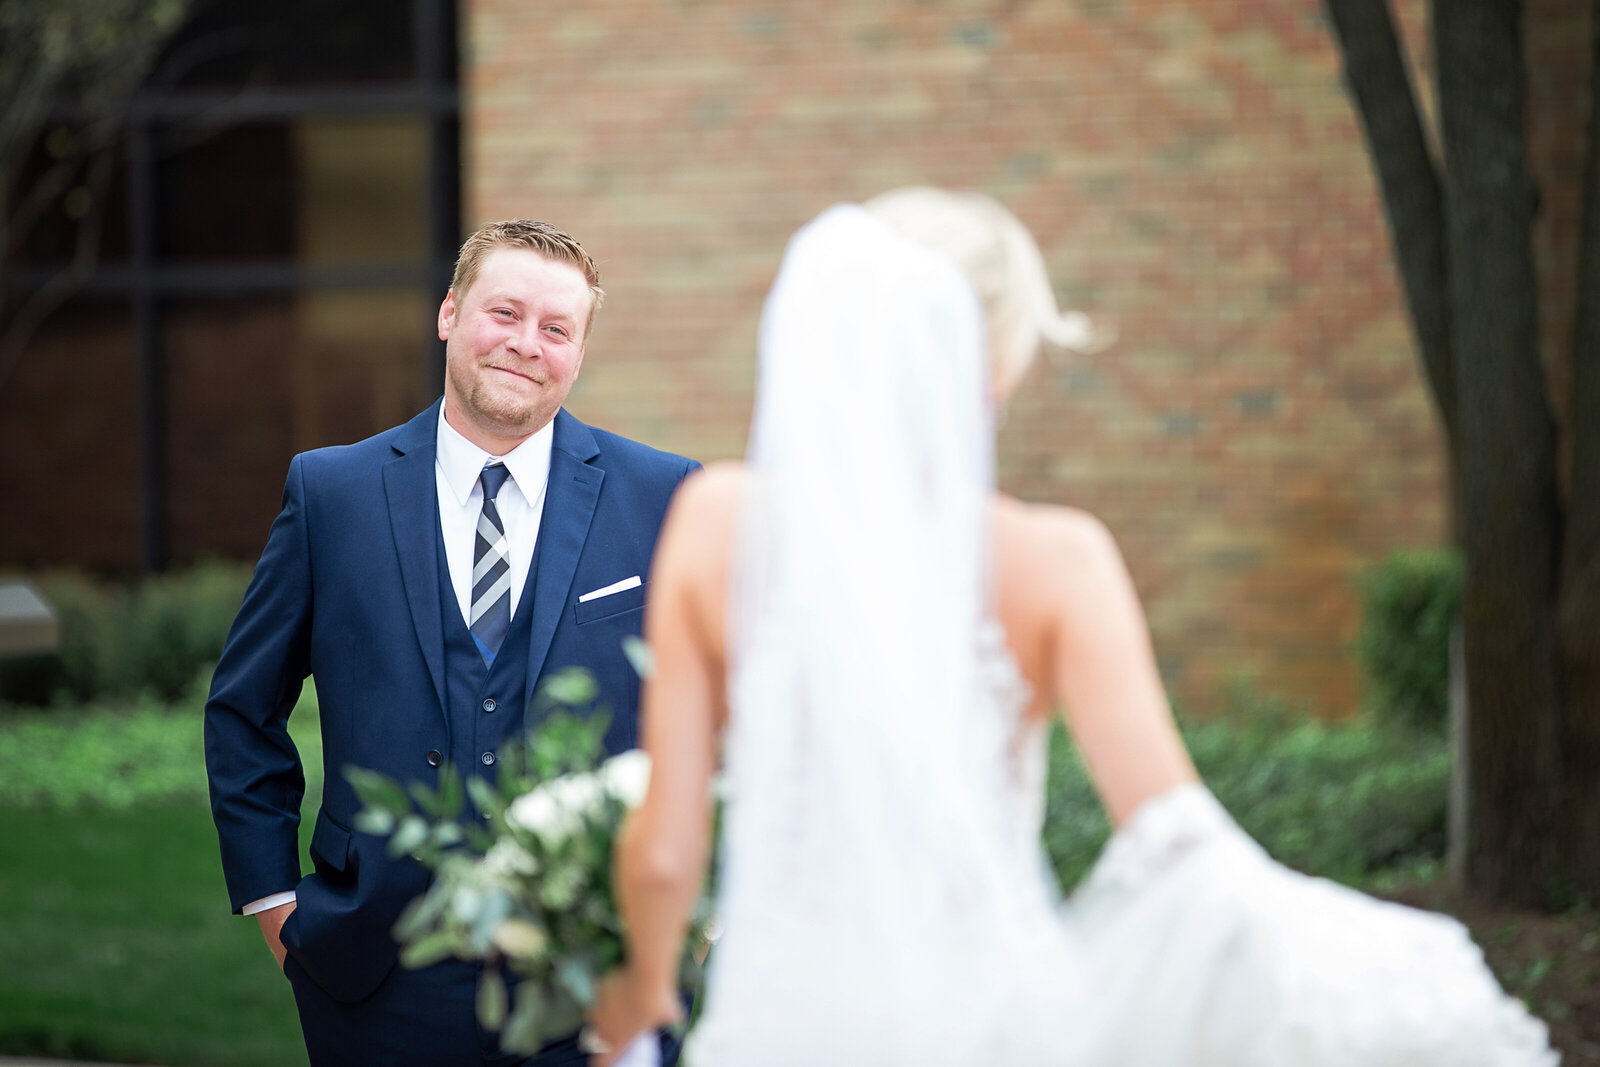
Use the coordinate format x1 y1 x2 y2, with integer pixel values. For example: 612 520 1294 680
578 575 642 603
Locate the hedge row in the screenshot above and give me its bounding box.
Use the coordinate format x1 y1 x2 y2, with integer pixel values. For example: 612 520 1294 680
0 561 252 706
1043 704 1449 891
2 544 1460 729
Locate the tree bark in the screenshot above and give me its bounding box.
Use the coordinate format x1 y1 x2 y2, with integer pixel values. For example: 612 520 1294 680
1323 0 1458 453
1435 0 1565 906
1557 0 1600 897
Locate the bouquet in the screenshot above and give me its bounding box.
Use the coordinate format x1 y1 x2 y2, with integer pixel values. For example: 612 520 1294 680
347 666 715 1059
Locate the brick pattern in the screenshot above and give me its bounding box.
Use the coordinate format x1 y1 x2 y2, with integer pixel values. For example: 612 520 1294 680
466 0 1472 718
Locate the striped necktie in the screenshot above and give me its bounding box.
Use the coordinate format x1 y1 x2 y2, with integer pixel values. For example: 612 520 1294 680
469 463 513 665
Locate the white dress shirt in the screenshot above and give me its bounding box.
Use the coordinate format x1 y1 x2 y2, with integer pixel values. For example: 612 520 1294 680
243 409 555 917
434 407 554 625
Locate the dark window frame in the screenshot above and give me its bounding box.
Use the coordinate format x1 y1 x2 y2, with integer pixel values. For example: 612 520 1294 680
3 0 461 572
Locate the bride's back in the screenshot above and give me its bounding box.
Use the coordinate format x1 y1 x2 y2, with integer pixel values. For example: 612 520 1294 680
653 465 1191 828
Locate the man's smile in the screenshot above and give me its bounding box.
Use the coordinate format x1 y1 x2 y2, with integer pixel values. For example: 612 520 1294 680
487 364 543 384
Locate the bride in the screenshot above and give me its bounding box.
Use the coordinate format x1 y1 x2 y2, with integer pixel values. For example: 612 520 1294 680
589 189 1557 1064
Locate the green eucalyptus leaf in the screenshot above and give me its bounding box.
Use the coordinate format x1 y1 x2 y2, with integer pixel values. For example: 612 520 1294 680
554 957 595 1006
438 763 465 818
469 890 514 954
541 667 597 709
390 814 429 857
497 743 529 798
345 765 413 816
409 779 442 819
353 808 395 836
399 930 462 969
394 888 448 941
477 969 508 1030
432 821 465 848
499 1008 541 1055
501 981 550 1054
468 776 506 822
450 883 487 924
621 635 655 679
541 992 587 1048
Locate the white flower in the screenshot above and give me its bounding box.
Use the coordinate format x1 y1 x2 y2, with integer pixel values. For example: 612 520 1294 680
599 750 651 808
505 751 651 849
483 838 538 878
507 770 604 847
491 917 550 961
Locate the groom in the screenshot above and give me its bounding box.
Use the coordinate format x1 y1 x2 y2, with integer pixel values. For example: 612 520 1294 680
204 219 697 1065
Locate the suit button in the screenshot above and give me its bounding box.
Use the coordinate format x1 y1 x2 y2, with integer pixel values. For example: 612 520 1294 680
481 698 497 714
481 751 496 767
426 749 443 768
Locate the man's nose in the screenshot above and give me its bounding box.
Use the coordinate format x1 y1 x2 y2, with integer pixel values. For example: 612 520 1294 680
506 323 543 358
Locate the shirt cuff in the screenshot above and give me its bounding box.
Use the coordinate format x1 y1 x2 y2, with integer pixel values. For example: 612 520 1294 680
242 890 298 915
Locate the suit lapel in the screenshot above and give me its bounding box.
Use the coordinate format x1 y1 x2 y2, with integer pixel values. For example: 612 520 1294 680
384 403 448 717
523 410 603 715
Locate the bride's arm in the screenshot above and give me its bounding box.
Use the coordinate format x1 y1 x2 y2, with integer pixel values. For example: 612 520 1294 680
607 469 732 1036
1038 509 1198 828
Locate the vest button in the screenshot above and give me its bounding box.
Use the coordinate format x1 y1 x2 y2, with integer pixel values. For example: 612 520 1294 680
426 749 444 768
481 751 497 767
481 698 497 714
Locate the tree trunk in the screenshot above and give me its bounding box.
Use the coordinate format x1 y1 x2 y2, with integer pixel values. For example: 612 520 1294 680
1435 0 1565 906
1557 0 1600 898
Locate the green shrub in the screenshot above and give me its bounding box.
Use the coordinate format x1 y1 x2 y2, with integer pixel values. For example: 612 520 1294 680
1042 701 1449 893
0 683 321 810
1356 548 1462 732
124 561 253 702
0 561 252 708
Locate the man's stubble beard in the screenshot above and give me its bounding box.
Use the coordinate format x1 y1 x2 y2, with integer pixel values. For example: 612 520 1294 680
451 358 553 440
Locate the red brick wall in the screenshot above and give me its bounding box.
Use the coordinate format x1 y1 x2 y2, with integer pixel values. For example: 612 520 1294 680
460 1 1534 719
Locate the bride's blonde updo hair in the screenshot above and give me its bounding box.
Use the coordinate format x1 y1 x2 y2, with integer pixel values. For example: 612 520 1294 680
863 186 1096 398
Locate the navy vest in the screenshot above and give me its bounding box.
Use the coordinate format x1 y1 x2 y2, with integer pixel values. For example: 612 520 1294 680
434 519 536 784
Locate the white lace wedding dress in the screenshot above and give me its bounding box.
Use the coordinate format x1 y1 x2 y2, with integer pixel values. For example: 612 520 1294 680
682 204 1557 1065
689 621 1556 1065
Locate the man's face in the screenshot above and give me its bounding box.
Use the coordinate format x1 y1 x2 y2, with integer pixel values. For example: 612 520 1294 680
438 247 593 447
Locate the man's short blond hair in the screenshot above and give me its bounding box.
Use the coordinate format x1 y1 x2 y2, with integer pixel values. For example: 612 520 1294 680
450 219 606 332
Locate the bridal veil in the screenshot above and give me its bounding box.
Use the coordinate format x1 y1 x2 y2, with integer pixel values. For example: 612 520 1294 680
686 205 1076 1064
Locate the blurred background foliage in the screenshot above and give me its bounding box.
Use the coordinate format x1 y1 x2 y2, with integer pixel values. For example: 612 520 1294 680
0 560 251 706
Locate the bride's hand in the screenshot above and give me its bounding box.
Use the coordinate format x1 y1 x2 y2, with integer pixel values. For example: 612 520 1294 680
585 968 683 1066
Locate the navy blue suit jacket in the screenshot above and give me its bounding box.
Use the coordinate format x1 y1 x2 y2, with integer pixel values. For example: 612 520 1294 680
204 402 698 1003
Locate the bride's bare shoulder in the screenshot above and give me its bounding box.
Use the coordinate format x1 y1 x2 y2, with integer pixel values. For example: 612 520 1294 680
660 461 746 561
993 498 1137 628
674 460 748 510
993 496 1123 576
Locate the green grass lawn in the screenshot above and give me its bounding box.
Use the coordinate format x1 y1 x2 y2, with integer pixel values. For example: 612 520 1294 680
0 803 307 1066
0 693 322 1066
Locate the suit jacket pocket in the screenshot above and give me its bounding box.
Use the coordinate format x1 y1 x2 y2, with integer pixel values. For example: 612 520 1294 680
309 807 352 876
286 808 377 1000
574 582 646 624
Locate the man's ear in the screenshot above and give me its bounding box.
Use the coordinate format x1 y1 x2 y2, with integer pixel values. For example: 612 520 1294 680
437 291 457 340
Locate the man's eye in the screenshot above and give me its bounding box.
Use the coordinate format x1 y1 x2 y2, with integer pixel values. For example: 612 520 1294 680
492 308 515 319
546 325 569 338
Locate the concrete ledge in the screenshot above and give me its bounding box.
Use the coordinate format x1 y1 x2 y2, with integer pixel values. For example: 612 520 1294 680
0 578 60 657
